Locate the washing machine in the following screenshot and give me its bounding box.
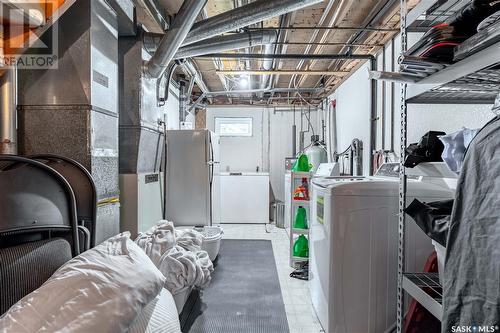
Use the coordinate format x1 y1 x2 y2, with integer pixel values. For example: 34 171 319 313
309 163 455 333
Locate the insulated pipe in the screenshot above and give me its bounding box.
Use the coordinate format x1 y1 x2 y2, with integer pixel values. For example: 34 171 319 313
181 59 210 94
205 87 323 96
189 86 322 107
0 68 17 155
259 42 276 93
330 100 338 161
182 0 323 46
143 31 278 58
144 0 207 79
198 53 376 60
174 31 277 59
178 79 187 123
369 57 377 175
157 62 178 107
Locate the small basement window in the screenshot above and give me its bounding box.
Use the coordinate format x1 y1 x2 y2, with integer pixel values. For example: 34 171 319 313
215 117 253 137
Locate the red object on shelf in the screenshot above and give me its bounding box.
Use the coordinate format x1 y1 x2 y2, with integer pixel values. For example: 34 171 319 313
293 177 310 201
404 251 441 333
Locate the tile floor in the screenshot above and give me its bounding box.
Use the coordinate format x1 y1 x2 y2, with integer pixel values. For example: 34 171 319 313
222 224 324 333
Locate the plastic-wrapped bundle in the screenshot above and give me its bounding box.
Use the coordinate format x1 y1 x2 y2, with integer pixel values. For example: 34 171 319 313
404 131 446 168
438 128 479 174
405 199 453 247
448 0 500 35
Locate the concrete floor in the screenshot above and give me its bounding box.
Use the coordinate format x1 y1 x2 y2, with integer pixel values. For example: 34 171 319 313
222 224 324 333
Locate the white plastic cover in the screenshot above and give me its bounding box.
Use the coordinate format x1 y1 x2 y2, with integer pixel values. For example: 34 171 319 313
439 127 479 174
0 232 166 333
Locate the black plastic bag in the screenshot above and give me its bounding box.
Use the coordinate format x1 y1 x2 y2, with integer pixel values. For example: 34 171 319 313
405 199 453 247
404 131 446 168
448 0 500 35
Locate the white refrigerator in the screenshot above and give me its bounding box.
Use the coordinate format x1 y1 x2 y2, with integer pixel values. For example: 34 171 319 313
165 130 221 226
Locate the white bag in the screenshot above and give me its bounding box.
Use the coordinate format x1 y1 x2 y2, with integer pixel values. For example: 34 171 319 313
439 127 479 174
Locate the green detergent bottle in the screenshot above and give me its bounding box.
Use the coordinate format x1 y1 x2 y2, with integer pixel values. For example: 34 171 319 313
293 235 309 258
294 206 308 229
292 154 312 172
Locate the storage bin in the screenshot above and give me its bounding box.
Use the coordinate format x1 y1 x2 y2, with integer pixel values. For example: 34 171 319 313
272 201 285 229
195 225 223 262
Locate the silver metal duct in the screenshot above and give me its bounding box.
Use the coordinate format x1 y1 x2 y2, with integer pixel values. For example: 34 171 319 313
144 0 207 78
181 59 210 94
187 86 323 111
175 31 277 59
0 68 17 155
18 0 121 244
178 79 188 123
143 30 277 60
183 0 323 46
259 42 275 93
205 87 323 96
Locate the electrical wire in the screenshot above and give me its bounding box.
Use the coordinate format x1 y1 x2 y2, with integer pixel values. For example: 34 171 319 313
289 75 318 139
336 145 351 156
301 106 316 137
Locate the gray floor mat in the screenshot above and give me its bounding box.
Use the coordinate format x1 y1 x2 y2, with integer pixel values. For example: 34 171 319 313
183 239 290 333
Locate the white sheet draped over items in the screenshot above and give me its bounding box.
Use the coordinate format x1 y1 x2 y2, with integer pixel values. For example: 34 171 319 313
135 221 214 294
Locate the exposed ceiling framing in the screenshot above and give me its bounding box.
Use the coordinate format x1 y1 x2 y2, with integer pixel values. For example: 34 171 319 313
135 0 420 106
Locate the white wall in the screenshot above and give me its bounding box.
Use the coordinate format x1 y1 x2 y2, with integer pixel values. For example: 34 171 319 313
406 104 495 144
328 61 373 175
206 106 268 173
269 108 321 202
206 105 322 202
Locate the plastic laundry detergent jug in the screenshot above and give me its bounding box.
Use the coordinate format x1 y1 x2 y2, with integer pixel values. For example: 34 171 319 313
294 206 308 229
292 154 312 172
293 178 310 201
293 235 309 258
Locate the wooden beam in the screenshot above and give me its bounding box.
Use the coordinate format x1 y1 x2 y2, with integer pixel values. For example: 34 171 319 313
215 70 349 76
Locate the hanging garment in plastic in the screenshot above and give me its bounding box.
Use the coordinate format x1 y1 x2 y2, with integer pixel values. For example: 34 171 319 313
405 199 453 247
442 116 500 332
293 235 309 258
493 92 500 115
439 128 479 174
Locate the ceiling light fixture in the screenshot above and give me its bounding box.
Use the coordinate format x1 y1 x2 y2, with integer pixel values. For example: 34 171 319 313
239 77 249 88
